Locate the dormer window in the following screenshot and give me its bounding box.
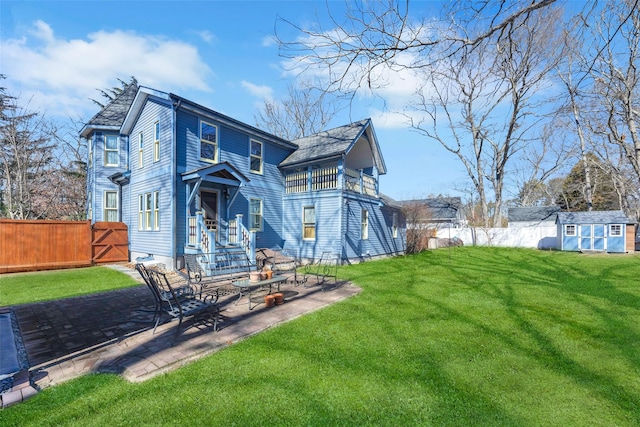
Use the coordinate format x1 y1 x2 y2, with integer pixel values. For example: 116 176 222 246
200 121 218 163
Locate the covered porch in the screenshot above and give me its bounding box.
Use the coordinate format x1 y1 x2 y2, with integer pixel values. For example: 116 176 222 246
182 162 255 262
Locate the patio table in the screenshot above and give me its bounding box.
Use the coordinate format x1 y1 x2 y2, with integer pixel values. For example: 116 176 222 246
233 275 286 310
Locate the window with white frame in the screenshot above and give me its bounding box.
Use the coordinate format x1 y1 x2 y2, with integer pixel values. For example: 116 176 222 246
138 193 153 231
565 224 576 236
361 209 369 240
303 206 316 240
249 198 263 231
153 191 160 230
200 121 218 163
153 121 160 162
104 191 118 222
88 135 93 168
105 135 119 166
392 212 398 238
250 140 263 173
610 224 622 236
145 193 152 230
138 195 143 230
138 132 144 168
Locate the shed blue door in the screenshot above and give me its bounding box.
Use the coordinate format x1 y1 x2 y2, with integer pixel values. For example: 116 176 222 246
580 225 592 250
580 224 606 251
593 225 605 250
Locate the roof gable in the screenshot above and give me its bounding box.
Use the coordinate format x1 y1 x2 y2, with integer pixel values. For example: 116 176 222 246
280 119 386 173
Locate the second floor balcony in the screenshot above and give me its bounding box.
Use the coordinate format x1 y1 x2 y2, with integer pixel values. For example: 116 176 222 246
285 166 377 196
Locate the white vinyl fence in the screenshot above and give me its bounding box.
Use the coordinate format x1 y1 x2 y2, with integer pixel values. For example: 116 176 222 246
443 225 558 249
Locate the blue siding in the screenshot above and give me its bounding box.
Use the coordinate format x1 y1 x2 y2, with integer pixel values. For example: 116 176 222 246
283 191 342 260
127 99 175 259
90 132 126 222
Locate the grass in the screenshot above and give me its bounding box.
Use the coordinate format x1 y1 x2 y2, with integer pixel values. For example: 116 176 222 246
0 266 140 306
1 247 639 426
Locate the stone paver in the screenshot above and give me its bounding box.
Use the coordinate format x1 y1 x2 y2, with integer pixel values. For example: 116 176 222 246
3 272 359 406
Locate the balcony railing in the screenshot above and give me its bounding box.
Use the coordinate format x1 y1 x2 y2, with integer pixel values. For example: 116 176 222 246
285 166 377 196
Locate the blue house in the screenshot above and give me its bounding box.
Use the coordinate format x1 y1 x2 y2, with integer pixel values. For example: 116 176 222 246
81 84 406 270
556 210 635 253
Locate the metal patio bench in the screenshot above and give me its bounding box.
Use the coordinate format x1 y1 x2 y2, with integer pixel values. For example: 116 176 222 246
136 263 219 338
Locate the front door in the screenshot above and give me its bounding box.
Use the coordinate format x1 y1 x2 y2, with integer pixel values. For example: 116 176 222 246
200 190 218 241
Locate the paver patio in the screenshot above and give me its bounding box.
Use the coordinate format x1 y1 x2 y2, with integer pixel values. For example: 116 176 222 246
2 267 360 407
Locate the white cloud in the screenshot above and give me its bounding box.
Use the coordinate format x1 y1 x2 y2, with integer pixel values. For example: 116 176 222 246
195 30 217 44
240 80 274 101
1 21 213 119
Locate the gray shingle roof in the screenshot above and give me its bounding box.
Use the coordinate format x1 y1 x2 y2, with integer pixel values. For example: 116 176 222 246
280 119 370 167
508 206 560 222
557 210 634 224
85 82 139 128
401 198 462 220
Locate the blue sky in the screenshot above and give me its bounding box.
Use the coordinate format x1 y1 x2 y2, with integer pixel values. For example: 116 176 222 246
0 0 466 201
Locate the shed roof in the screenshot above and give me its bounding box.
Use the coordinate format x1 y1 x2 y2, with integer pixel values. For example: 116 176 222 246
556 210 634 224
508 206 560 222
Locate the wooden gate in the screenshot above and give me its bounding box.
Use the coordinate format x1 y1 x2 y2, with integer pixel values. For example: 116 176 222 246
92 222 128 263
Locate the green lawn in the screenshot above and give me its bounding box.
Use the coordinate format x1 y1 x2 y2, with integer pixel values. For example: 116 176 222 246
1 247 639 426
0 266 140 306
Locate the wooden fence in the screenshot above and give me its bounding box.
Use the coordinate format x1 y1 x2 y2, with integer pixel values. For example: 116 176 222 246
0 220 128 274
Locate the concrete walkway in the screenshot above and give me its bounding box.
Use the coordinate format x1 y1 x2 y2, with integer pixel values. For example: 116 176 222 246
1 267 360 407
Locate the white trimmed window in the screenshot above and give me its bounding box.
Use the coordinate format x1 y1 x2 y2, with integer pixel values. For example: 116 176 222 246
145 193 152 230
200 121 218 163
138 132 144 168
303 206 316 240
153 121 160 162
153 191 160 231
392 212 398 238
249 198 263 231
250 140 263 174
565 224 576 236
105 135 119 166
88 135 93 168
610 224 622 236
104 191 118 222
361 209 369 240
138 195 143 230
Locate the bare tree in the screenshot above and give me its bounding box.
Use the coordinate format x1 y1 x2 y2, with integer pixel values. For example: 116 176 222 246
0 92 56 219
255 81 341 139
411 7 564 226
277 0 558 96
277 1 565 227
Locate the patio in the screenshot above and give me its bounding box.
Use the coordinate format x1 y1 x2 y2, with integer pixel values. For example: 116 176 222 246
1 265 360 407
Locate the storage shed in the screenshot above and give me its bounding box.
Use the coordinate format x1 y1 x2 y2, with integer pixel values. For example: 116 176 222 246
556 210 636 253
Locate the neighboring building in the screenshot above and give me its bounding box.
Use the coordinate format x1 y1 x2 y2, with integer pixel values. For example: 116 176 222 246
82 85 405 269
508 206 560 228
506 206 560 249
401 197 465 230
556 210 635 253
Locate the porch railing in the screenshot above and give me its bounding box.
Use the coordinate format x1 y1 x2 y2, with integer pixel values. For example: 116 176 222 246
285 166 377 196
187 214 255 264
